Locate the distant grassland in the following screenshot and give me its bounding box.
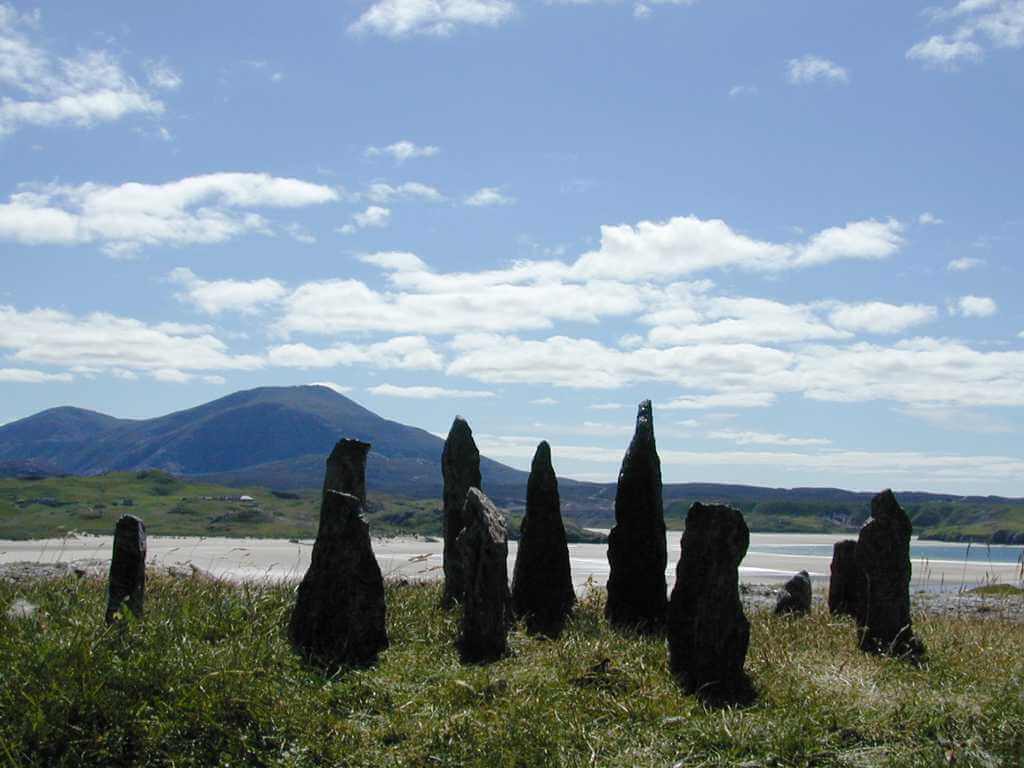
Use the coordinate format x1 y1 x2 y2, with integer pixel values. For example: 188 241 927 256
0 472 603 543
2 574 1023 766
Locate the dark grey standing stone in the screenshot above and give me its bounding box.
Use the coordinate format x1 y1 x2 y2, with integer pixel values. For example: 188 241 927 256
605 400 667 632
774 570 812 616
511 441 575 636
288 490 388 670
441 417 481 608
667 503 751 702
828 539 862 618
105 514 146 624
855 490 924 660
456 488 511 663
322 439 371 506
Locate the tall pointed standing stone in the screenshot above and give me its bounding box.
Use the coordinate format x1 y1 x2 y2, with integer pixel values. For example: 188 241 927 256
288 489 389 670
667 503 751 702
512 441 575 636
828 539 862 617
457 488 512 663
605 400 667 632
441 417 481 608
855 490 924 659
322 439 371 506
105 514 146 624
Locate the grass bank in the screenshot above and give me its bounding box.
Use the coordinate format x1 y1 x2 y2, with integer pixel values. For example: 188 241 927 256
1 575 1023 767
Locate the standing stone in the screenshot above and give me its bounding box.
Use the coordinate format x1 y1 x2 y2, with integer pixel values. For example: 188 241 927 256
774 570 812 616
605 400 667 632
441 417 481 608
855 490 924 659
667 503 751 701
456 488 511 663
322 439 371 506
512 441 575 636
828 540 862 618
288 490 388 670
105 514 146 624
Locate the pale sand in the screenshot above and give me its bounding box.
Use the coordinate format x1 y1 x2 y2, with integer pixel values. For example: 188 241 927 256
2 532 1020 592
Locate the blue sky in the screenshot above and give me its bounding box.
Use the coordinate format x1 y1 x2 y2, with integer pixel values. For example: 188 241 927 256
0 0 1022 494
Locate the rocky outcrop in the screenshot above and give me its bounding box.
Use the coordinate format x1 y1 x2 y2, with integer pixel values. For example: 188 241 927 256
856 490 924 660
774 570 812 616
322 439 371 506
105 514 146 624
828 539 861 617
441 417 481 608
667 503 751 702
456 488 511 663
511 441 575 636
288 490 388 670
605 400 667 632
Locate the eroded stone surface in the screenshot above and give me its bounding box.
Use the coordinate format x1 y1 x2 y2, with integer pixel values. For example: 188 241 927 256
511 441 575 636
605 400 667 632
322 439 371 506
667 502 751 701
774 570 812 616
105 514 146 624
442 417 481 608
828 539 862 618
456 488 511 663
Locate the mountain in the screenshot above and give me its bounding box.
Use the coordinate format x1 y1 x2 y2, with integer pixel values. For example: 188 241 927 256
0 386 525 498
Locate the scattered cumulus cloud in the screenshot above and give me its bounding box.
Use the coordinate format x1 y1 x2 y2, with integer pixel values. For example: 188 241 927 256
0 367 72 383
947 257 985 271
339 205 391 234
310 382 352 395
827 302 938 335
918 212 943 225
268 336 442 371
951 295 998 317
530 397 559 405
367 383 496 398
143 58 183 91
365 140 439 162
728 84 757 98
349 0 515 37
907 0 1024 69
364 181 444 203
465 187 515 207
707 429 832 447
786 55 849 85
169 267 287 315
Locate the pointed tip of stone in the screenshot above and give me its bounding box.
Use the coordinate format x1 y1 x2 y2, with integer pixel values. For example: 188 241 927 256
634 400 654 435
328 438 371 460
448 415 473 438
115 514 145 532
533 440 552 466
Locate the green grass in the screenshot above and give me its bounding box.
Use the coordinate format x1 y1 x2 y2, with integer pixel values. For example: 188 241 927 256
2 576 1023 767
968 584 1024 597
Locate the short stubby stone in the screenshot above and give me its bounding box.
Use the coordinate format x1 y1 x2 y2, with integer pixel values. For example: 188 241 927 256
288 490 388 670
442 417 481 608
667 503 751 702
511 441 575 636
105 514 146 624
855 489 924 660
828 540 862 618
456 488 511 663
774 570 812 616
322 439 371 506
605 400 667 633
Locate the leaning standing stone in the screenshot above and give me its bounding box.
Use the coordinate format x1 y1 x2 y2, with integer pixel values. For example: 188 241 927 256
667 503 751 701
457 488 511 663
774 570 812 616
442 417 481 608
322 438 371 506
856 490 924 659
511 441 575 636
288 490 388 670
106 514 146 624
827 539 862 618
605 400 667 632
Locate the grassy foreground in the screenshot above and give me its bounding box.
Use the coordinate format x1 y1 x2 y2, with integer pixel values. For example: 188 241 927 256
2 576 1023 767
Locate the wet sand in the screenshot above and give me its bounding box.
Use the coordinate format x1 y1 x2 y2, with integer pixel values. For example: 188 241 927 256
2 531 1020 592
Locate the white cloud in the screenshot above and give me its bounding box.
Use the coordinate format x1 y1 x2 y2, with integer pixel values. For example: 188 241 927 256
267 336 443 370
0 9 166 136
143 59 183 91
285 222 316 244
0 367 72 383
827 302 938 334
918 212 943 225
530 397 559 405
588 402 626 410
0 172 338 255
349 0 514 37
367 383 496 398
947 257 985 271
465 187 515 207
0 305 263 376
663 392 777 410
707 429 832 447
907 1 1024 68
339 205 391 234
728 84 757 98
168 267 287 315
786 55 849 85
897 404 1012 434
310 381 353 395
364 181 444 203
364 140 440 162
952 295 998 317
